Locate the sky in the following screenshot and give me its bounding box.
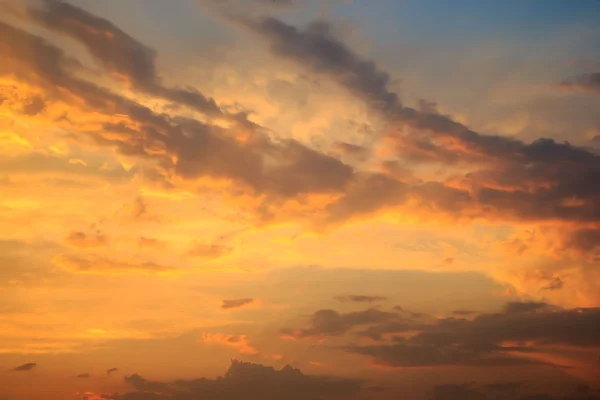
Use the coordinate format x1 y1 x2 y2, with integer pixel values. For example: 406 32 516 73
0 0 599 399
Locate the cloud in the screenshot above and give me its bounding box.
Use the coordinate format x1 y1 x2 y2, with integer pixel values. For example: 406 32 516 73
242 16 600 244
189 243 233 259
331 141 369 161
107 368 119 375
433 383 486 400
77 373 91 378
65 230 108 248
53 254 176 274
282 308 405 338
138 237 168 250
21 95 46 116
560 73 600 94
202 333 258 354
27 0 225 118
119 197 160 223
334 295 387 303
11 362 37 371
0 19 355 208
453 310 478 317
220 298 254 310
343 302 600 368
120 359 361 400
502 301 551 314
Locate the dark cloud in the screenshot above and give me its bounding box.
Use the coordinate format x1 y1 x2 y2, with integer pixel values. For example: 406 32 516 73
453 310 478 317
11 362 37 371
53 254 176 274
343 302 600 368
432 383 486 400
21 95 46 116
282 308 405 338
561 73 600 94
243 16 600 244
65 230 108 248
220 298 254 310
125 374 170 393
0 18 358 207
118 360 361 400
107 368 119 375
334 295 387 303
28 0 224 118
485 381 523 393
503 301 551 314
331 142 370 161
76 373 91 378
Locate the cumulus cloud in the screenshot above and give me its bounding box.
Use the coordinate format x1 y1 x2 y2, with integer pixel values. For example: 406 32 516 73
118 359 361 400
220 298 254 310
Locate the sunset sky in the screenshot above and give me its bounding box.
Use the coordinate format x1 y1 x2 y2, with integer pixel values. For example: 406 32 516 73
0 0 600 399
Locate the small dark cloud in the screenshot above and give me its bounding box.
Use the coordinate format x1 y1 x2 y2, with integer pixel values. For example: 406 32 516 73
76 373 90 378
485 381 523 393
502 301 550 314
21 95 46 115
189 243 233 259
221 298 254 310
560 72 600 94
452 310 477 316
331 142 370 161
125 373 170 392
334 295 387 303
11 363 36 371
282 308 404 338
107 367 119 375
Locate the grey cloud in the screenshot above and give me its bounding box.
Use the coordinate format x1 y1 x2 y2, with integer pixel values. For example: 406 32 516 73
221 298 254 310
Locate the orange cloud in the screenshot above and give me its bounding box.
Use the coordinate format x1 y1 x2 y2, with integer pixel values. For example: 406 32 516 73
201 333 259 355
65 231 108 248
52 254 176 275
